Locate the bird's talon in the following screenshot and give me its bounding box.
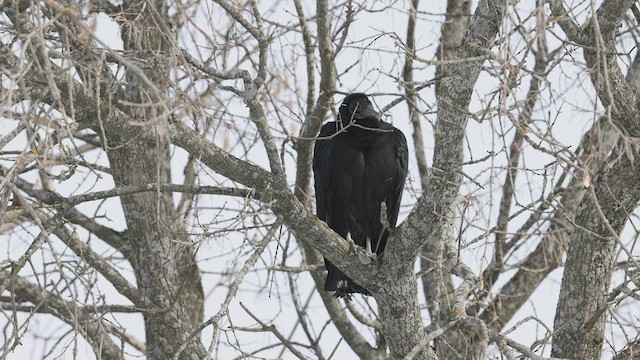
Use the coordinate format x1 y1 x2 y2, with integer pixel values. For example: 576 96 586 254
358 252 372 265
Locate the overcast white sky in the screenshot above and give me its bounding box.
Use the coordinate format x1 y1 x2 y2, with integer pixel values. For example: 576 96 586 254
2 0 639 359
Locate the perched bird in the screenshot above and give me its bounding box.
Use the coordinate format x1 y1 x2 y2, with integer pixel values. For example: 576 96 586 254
313 93 408 297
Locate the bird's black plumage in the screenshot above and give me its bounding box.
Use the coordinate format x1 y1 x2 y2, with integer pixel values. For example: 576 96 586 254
313 93 408 297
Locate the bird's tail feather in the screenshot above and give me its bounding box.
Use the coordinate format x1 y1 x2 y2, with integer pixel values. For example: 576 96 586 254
324 260 370 297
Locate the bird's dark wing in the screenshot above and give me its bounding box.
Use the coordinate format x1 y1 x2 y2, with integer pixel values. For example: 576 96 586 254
313 122 339 223
385 126 409 229
314 122 369 297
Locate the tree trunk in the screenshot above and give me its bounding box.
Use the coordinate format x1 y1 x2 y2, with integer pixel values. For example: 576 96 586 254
552 146 640 359
106 1 205 358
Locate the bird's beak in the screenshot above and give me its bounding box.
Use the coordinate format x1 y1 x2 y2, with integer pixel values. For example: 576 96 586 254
354 102 379 120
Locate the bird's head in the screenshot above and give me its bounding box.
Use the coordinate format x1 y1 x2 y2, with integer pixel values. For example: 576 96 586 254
338 93 380 130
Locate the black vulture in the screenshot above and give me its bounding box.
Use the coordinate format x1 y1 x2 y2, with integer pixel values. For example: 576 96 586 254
313 93 408 297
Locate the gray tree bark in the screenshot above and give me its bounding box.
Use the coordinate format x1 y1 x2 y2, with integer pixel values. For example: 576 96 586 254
549 1 640 358
553 146 640 359
106 1 205 358
107 149 205 360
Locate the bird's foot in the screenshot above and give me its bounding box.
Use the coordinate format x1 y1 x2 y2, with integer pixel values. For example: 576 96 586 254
359 237 378 265
346 232 357 254
357 252 378 265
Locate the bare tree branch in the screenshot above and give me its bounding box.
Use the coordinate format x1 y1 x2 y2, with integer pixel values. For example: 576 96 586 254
0 270 123 360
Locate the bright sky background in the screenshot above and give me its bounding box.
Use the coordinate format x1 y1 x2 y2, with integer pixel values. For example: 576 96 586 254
1 0 639 359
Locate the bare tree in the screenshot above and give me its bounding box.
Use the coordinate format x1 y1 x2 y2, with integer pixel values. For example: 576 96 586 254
1 0 639 359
